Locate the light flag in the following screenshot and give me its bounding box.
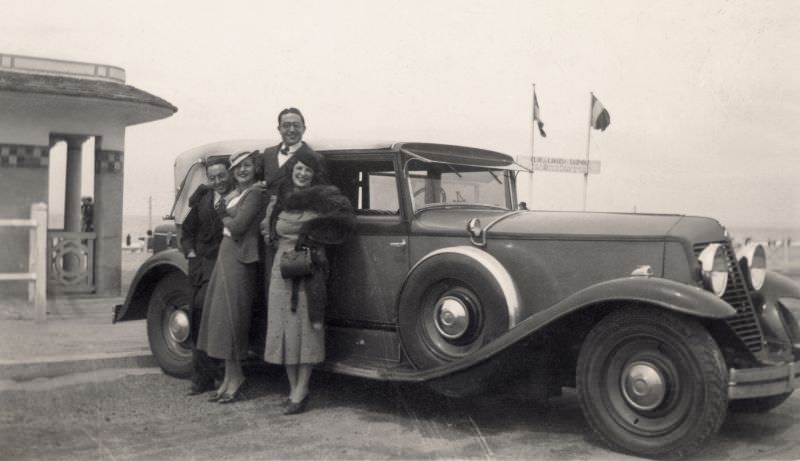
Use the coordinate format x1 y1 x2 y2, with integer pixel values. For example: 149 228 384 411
533 91 546 137
590 94 611 131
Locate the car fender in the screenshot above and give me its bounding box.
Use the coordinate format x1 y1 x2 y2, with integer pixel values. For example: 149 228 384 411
401 245 522 328
761 270 800 300
754 271 800 348
394 275 736 382
113 248 188 323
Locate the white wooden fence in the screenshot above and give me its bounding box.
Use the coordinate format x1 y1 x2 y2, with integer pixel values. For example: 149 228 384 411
0 202 47 322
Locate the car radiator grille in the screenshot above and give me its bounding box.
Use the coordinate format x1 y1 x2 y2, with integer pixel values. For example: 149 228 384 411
693 241 764 354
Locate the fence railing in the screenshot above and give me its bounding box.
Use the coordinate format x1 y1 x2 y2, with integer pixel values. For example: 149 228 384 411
0 203 47 322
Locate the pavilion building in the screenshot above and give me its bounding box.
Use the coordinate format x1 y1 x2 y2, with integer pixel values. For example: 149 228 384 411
0 53 176 297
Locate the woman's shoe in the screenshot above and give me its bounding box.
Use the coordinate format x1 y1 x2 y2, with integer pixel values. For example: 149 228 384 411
284 395 309 415
218 381 247 404
207 390 224 402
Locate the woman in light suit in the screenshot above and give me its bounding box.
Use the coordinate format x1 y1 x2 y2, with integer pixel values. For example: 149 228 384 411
198 150 265 403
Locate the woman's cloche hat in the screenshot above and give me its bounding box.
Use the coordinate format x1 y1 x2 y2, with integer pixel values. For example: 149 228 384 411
229 149 257 170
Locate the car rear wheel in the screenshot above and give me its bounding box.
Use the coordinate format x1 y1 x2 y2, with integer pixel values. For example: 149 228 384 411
398 253 509 370
147 272 193 378
576 307 728 459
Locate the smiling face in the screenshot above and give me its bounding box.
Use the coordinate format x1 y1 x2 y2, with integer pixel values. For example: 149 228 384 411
278 112 306 147
292 161 315 188
206 163 231 195
232 157 256 186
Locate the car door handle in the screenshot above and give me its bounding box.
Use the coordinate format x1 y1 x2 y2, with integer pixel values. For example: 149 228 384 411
389 239 407 248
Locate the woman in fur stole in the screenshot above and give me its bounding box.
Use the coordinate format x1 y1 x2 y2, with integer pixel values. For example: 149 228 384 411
263 148 355 414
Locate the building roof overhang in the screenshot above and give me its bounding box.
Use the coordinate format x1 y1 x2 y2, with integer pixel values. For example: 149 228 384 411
0 70 176 125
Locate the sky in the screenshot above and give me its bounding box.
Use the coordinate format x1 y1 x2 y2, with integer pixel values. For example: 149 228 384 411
4 0 799 231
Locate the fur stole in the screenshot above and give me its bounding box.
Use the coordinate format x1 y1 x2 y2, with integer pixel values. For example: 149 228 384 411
283 185 355 246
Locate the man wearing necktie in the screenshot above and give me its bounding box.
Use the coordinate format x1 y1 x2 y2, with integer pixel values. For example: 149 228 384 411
181 157 233 395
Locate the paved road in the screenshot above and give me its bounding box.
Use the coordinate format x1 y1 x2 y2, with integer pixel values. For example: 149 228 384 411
2 367 800 461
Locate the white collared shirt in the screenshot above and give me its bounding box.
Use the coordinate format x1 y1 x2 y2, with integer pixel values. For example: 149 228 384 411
277 142 303 167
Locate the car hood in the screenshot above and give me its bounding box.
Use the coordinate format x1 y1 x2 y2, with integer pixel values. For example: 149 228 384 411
414 208 727 243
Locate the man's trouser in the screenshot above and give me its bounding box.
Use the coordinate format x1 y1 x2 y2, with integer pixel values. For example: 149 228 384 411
190 278 221 388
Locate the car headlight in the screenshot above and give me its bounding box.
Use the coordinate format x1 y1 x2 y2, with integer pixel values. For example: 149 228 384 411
738 243 767 291
698 243 728 297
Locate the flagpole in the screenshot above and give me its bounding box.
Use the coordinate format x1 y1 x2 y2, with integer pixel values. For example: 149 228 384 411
584 92 592 211
529 83 536 208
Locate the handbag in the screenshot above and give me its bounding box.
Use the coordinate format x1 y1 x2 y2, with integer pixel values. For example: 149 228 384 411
280 246 314 279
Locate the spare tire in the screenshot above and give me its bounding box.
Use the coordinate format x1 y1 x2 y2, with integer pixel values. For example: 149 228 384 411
398 252 510 370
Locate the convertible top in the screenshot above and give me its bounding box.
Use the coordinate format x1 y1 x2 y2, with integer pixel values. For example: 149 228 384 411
170 139 525 223
173 140 523 184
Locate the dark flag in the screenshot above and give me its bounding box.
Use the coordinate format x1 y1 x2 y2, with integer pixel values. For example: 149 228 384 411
590 94 610 131
533 91 547 137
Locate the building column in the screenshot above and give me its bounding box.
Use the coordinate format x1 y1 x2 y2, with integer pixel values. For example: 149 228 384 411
63 136 87 232
94 148 124 296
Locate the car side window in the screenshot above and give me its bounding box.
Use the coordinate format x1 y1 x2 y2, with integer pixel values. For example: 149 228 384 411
327 158 399 215
359 171 399 214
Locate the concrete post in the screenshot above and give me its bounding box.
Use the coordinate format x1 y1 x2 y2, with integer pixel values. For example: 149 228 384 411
63 136 86 232
31 203 48 323
93 148 124 296
63 136 88 275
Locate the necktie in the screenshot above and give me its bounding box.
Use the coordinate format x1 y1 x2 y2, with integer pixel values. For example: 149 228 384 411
280 146 290 156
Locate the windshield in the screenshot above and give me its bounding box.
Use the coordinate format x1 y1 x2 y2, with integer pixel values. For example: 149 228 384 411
406 159 513 211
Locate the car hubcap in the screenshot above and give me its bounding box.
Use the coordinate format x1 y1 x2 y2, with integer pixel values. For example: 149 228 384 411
434 296 470 339
621 361 667 411
168 309 190 344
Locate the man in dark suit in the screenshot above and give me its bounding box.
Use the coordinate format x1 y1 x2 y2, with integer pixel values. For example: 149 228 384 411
181 157 233 395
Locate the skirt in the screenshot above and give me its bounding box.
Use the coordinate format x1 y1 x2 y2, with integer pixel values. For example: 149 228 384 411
197 238 257 361
263 238 325 365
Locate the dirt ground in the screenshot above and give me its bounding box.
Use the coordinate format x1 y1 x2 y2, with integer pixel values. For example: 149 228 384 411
3 364 800 461
1 244 798 460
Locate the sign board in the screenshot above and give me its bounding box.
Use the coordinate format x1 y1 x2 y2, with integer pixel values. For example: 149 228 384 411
518 156 601 174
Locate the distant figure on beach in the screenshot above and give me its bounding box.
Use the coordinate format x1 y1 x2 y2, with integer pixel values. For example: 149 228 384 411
81 197 94 232
126 234 131 247
181 157 233 396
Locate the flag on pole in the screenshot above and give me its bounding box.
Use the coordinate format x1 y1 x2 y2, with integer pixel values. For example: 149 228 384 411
590 94 611 131
533 91 547 137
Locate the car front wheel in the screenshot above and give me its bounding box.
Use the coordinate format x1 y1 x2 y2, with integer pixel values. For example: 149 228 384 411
146 272 193 378
576 307 728 460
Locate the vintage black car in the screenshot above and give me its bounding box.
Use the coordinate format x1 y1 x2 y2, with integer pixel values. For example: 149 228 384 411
114 140 800 459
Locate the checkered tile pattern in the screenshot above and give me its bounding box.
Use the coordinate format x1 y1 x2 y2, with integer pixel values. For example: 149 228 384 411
0 144 49 168
95 150 124 174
